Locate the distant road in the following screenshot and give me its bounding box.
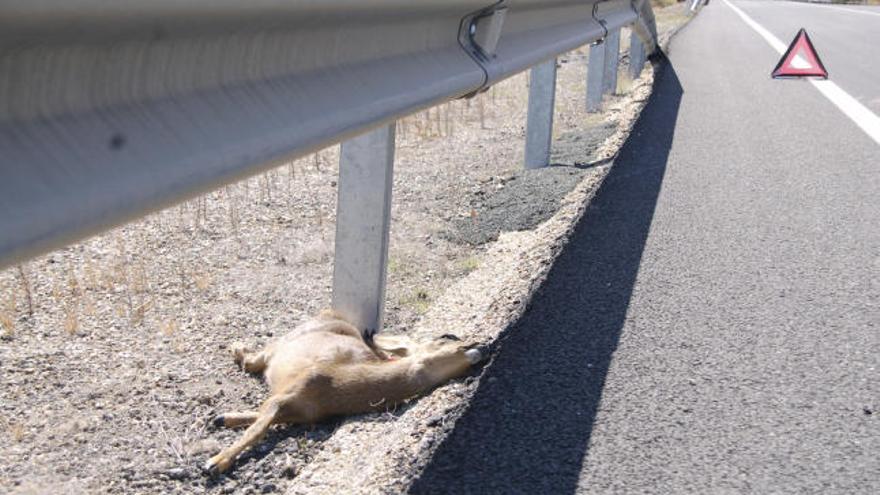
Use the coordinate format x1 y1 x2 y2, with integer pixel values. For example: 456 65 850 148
733 0 880 114
409 1 879 493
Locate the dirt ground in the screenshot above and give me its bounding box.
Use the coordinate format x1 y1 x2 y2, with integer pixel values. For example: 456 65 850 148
0 8 691 495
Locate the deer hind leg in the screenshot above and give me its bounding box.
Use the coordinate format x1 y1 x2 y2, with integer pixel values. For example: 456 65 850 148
212 411 260 429
231 342 268 374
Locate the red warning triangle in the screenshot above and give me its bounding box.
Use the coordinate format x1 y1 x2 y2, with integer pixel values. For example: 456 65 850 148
772 29 828 79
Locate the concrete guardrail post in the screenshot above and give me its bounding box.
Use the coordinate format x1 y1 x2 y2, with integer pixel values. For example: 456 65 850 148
332 124 396 333
524 58 558 169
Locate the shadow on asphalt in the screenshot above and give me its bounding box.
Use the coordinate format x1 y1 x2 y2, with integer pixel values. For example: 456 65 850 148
409 57 683 494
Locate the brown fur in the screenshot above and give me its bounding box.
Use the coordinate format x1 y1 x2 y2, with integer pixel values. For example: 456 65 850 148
204 309 481 474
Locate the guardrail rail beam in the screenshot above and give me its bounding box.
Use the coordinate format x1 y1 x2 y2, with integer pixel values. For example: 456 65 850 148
0 0 660 317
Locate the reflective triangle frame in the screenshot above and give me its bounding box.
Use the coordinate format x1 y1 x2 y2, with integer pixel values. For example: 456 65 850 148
771 28 828 79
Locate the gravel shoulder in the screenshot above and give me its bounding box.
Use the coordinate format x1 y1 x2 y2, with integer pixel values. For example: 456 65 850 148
0 7 691 495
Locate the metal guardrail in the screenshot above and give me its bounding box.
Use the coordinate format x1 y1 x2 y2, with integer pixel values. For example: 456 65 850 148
689 0 708 13
0 0 658 331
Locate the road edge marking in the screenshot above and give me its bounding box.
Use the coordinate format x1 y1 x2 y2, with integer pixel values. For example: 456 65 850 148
835 7 880 18
792 2 880 18
722 0 880 146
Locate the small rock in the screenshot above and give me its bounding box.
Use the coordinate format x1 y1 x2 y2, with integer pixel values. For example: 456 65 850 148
426 415 443 428
165 467 189 480
261 483 278 493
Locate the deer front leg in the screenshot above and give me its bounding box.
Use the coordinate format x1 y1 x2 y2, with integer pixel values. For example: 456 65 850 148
231 342 268 373
415 345 483 386
373 334 416 358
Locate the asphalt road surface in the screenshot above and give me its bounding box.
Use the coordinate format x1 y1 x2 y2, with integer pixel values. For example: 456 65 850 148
409 2 879 493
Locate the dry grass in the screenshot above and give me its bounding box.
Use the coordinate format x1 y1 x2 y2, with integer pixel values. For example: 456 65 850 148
617 74 635 96
63 302 79 335
1 293 14 338
193 272 212 292
0 313 13 338
456 256 480 275
9 422 25 443
395 85 519 144
160 319 179 337
400 288 433 315
155 404 210 464
16 265 34 317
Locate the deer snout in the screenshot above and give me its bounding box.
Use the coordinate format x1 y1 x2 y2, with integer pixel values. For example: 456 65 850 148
464 348 482 365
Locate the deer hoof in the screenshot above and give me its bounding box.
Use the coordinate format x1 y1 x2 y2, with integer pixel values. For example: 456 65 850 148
203 455 231 476
231 342 248 365
211 414 226 429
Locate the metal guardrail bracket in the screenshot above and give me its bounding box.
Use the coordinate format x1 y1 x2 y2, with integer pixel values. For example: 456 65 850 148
458 1 508 98
590 4 609 46
470 6 508 59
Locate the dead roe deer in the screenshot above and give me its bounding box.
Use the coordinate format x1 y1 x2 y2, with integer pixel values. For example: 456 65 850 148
204 309 483 474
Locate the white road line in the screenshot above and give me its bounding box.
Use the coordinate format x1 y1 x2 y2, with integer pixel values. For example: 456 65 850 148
835 7 880 18
722 0 880 146
788 1 880 18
